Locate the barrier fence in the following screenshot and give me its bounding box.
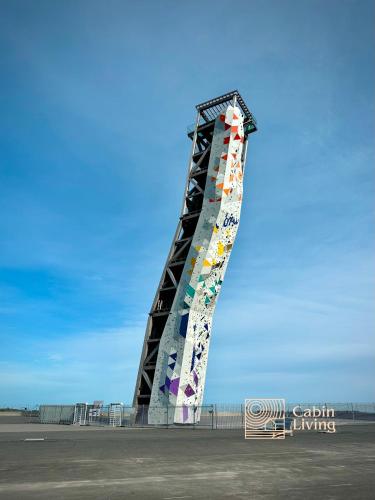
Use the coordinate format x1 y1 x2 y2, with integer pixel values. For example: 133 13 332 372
25 402 375 428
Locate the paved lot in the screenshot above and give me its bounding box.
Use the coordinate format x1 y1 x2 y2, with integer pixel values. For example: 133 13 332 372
0 423 374 499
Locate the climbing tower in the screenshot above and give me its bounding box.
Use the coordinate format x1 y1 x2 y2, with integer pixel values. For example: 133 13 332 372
133 91 257 424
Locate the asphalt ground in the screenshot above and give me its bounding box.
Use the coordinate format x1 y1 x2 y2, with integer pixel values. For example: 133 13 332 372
0 423 374 499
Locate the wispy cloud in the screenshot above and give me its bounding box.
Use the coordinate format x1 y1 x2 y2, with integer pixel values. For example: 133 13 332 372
0 0 373 406
0 323 144 406
205 249 375 402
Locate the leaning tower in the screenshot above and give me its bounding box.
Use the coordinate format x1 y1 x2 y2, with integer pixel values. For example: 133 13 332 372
133 91 257 424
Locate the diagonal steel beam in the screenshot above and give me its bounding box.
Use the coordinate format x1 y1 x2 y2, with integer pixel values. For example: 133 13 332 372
143 345 159 365
166 267 178 288
190 144 211 175
171 236 193 261
141 370 153 391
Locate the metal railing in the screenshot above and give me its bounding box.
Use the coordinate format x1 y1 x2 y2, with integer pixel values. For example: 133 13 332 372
39 405 75 424
9 402 375 428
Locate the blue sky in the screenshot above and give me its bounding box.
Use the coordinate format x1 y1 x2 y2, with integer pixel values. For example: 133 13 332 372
0 0 374 407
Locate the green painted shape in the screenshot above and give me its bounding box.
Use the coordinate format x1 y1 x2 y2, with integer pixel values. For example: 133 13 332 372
186 285 195 298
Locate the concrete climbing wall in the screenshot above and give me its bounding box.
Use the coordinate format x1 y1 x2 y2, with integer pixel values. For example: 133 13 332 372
148 105 245 424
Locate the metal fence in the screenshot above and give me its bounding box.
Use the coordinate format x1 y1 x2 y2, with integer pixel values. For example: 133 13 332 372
39 405 75 424
75 405 218 428
285 402 375 421
25 402 375 429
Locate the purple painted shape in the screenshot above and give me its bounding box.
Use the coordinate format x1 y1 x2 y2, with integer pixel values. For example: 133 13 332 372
193 371 199 387
165 376 171 389
159 385 165 394
184 384 195 397
183 405 189 422
169 377 180 396
190 350 196 372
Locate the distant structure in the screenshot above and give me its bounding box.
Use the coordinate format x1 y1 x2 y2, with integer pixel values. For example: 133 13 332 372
133 91 257 424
